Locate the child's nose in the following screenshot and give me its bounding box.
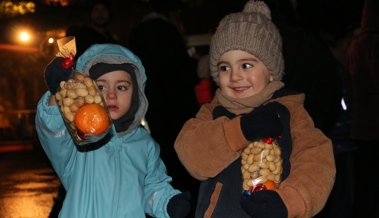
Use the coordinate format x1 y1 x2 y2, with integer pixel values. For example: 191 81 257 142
106 90 117 100
230 70 243 82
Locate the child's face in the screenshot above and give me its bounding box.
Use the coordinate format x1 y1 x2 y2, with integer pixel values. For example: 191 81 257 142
218 50 273 99
95 70 133 120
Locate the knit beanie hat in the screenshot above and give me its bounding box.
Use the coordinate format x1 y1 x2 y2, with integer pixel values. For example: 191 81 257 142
89 63 140 133
209 0 284 85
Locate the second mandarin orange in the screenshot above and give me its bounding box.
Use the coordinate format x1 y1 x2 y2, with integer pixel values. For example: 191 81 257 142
264 180 278 190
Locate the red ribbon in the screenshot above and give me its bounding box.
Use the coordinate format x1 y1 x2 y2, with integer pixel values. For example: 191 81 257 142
60 52 75 69
249 183 267 193
262 135 282 144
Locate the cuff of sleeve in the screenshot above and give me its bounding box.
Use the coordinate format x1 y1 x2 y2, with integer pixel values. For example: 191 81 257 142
153 188 181 218
277 187 305 218
41 92 61 115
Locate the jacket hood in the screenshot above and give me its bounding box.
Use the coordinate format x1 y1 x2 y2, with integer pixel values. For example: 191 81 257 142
75 43 148 136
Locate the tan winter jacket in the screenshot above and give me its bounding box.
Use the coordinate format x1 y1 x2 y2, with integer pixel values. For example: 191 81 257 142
174 92 336 217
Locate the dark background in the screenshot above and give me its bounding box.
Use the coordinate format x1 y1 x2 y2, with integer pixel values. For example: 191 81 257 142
0 0 364 116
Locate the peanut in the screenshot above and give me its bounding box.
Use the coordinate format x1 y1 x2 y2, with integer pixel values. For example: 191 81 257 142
66 112 74 122
246 154 254 165
55 92 62 101
75 98 85 108
85 95 95 104
83 77 94 88
76 83 87 89
60 81 66 89
250 147 262 155
241 152 248 160
88 87 96 96
69 104 80 112
76 88 89 97
259 168 271 176
66 90 78 99
59 89 67 98
275 174 281 183
76 74 85 81
267 172 276 181
248 162 259 173
94 95 102 104
243 171 251 179
63 98 74 106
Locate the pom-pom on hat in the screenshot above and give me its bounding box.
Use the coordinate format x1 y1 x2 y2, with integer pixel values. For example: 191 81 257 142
209 0 284 85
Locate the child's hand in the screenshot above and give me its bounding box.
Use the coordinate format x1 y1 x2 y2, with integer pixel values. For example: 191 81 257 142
240 190 287 218
167 191 191 218
240 102 286 141
44 57 73 95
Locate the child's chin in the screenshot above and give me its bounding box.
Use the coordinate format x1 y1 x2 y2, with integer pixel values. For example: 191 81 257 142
110 112 120 120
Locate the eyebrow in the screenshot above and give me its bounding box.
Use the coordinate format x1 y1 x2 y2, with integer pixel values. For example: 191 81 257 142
217 58 259 66
120 80 132 85
217 61 227 67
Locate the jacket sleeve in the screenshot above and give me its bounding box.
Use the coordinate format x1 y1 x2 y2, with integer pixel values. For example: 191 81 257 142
275 96 336 218
174 100 250 181
144 138 181 218
35 92 77 181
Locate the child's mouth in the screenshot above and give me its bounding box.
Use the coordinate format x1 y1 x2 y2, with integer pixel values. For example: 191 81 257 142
107 105 118 111
233 86 250 93
234 87 249 91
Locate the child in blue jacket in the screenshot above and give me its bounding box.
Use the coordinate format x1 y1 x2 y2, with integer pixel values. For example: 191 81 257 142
36 43 190 218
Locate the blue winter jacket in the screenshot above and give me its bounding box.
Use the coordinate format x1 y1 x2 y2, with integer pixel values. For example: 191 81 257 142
35 44 181 218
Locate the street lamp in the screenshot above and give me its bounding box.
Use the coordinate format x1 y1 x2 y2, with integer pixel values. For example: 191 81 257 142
0 26 39 52
19 31 30 42
1 23 64 53
14 28 34 45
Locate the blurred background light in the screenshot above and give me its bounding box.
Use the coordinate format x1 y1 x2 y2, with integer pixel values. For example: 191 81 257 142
19 31 30 41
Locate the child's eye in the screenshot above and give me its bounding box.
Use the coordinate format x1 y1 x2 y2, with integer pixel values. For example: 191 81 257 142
117 86 127 91
242 63 252 69
98 85 104 90
218 65 231 72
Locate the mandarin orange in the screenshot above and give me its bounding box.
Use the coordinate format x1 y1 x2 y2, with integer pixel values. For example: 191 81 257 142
263 180 278 190
74 103 110 136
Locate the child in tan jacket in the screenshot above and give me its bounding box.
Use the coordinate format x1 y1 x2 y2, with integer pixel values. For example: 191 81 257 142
174 1 336 217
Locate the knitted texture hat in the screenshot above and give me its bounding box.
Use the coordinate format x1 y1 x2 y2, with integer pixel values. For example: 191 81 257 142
209 0 284 85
